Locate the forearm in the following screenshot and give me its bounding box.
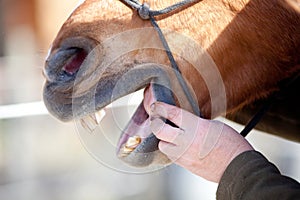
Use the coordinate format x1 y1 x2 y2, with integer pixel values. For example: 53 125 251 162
217 151 300 199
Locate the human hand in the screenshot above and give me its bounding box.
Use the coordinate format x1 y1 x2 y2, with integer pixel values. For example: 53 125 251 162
149 102 254 183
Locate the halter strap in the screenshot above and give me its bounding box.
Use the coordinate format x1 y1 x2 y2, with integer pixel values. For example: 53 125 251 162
121 0 202 117
122 0 200 19
240 73 300 137
120 0 286 137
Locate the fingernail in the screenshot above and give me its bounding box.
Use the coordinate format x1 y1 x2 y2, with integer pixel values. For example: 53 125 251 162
168 108 178 120
150 103 156 113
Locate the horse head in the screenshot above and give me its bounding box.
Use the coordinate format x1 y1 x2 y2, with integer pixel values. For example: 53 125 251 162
43 0 300 167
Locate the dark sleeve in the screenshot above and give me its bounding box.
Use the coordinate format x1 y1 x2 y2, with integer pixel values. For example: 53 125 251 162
217 150 300 200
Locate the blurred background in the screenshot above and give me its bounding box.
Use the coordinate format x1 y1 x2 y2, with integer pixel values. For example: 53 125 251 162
0 0 299 199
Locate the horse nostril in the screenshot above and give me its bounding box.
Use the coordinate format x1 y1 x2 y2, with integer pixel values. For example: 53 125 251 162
44 37 97 83
63 48 88 75
45 47 88 82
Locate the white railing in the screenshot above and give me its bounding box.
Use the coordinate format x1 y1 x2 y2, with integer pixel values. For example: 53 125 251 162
0 101 48 119
0 90 143 119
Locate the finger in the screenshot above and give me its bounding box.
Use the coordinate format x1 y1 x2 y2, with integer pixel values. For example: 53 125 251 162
158 141 188 162
158 141 180 159
150 117 184 144
150 102 201 129
143 84 156 114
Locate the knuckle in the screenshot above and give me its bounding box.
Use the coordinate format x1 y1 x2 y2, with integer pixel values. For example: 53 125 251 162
158 141 168 152
168 107 180 121
154 130 165 140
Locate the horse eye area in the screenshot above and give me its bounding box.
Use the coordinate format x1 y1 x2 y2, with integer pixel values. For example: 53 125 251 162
63 48 88 75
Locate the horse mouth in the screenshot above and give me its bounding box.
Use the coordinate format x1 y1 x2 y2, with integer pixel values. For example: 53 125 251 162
116 84 159 160
78 84 168 167
43 38 173 167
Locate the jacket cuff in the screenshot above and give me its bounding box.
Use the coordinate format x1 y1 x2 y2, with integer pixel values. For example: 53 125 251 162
216 150 274 199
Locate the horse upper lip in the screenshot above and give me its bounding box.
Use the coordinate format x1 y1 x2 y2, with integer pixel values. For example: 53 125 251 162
43 37 100 121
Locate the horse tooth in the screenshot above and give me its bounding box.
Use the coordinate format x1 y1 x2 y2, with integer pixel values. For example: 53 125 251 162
79 109 106 133
118 136 142 157
94 109 106 124
119 145 135 157
80 115 97 133
125 136 141 149
123 146 135 153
